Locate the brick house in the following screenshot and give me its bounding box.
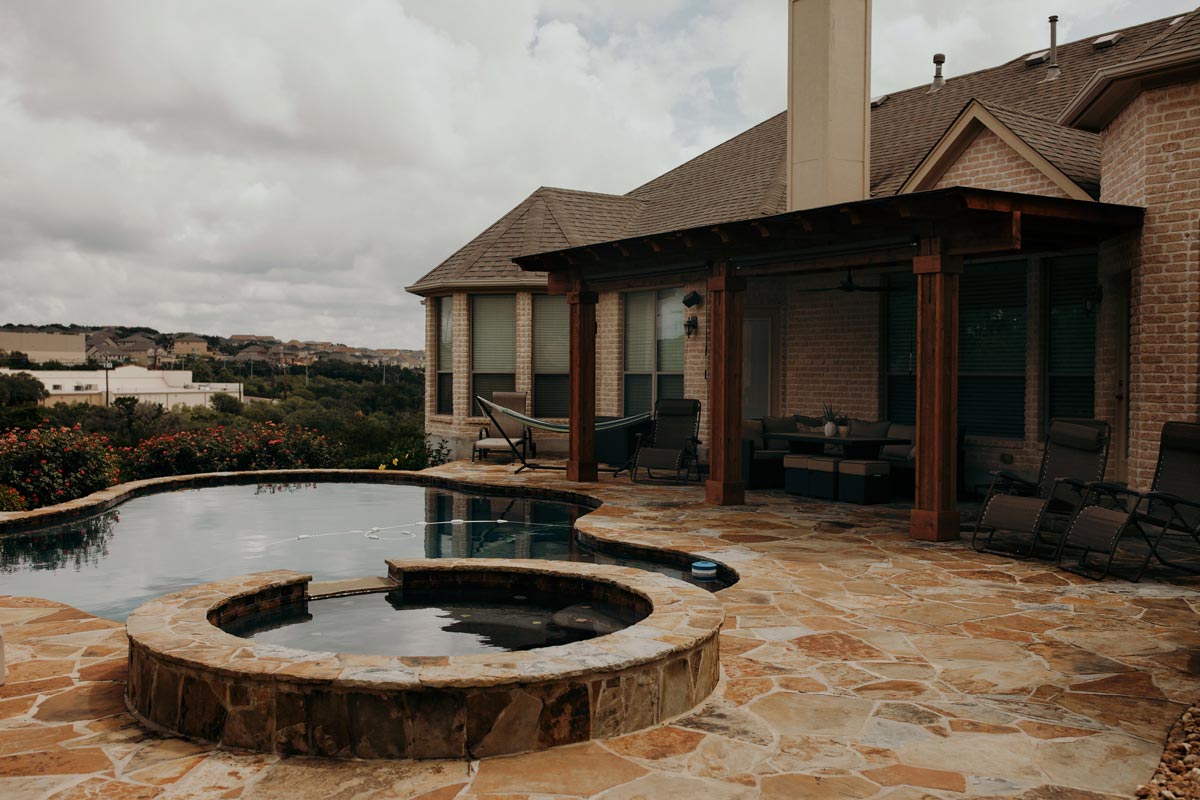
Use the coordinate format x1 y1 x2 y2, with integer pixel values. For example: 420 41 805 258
406 3 1200 541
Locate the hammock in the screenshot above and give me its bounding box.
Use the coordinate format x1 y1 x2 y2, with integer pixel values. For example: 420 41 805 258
475 396 652 434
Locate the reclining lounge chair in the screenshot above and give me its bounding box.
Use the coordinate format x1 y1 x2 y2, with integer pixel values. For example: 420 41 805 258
472 391 532 470
970 418 1110 558
1056 421 1200 581
631 398 702 483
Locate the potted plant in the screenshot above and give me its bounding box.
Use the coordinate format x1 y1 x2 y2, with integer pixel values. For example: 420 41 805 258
820 403 841 438
837 414 851 438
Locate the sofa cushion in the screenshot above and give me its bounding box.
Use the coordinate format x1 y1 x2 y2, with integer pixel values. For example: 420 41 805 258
783 455 811 469
763 416 799 435
794 414 824 429
881 423 915 461
849 419 891 439
742 419 764 450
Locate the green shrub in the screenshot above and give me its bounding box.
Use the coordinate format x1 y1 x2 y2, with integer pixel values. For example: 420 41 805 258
0 425 121 509
371 431 451 472
122 421 341 479
210 392 243 415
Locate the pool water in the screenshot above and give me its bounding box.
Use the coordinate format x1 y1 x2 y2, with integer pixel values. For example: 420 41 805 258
0 482 722 620
223 591 638 656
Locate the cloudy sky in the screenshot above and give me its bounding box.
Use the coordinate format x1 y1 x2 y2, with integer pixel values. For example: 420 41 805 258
0 1 1191 349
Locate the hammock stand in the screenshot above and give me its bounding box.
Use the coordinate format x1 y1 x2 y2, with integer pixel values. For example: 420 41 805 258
475 396 653 474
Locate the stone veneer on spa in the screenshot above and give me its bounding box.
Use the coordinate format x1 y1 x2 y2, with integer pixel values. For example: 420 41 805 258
124 559 723 760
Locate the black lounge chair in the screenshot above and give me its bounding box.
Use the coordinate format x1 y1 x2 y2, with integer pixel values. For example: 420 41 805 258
971 419 1110 558
630 398 702 483
1056 421 1200 581
472 391 533 470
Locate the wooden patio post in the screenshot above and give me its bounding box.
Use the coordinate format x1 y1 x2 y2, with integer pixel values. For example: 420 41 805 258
567 286 598 482
910 238 961 541
706 262 746 505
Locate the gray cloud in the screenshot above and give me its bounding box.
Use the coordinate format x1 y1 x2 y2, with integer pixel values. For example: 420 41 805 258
0 0 1191 348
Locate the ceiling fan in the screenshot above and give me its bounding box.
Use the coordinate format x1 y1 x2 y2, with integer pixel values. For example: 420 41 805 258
793 269 888 293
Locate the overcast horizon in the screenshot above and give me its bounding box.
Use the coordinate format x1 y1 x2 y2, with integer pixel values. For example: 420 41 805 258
2 0 1192 350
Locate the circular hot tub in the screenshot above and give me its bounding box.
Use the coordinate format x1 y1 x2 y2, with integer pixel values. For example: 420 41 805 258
125 559 723 759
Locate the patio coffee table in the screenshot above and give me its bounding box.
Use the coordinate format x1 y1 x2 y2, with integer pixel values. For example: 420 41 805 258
762 432 911 460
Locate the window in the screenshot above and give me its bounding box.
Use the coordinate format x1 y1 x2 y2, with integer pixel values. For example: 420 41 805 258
1046 255 1098 421
532 294 569 417
435 296 454 416
884 273 916 425
623 288 685 415
960 260 1027 438
51 384 62 391
471 294 516 414
883 261 1027 438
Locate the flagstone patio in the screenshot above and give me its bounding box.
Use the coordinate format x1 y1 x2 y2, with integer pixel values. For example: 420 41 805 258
2 462 1199 799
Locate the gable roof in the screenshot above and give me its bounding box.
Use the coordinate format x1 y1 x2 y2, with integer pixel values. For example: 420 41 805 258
900 99 1099 199
407 11 1184 294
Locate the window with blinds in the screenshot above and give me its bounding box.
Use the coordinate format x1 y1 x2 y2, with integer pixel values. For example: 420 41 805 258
623 288 685 415
471 294 516 415
436 296 453 415
884 272 917 425
1046 254 1098 421
960 260 1027 438
533 294 569 417
883 260 1028 438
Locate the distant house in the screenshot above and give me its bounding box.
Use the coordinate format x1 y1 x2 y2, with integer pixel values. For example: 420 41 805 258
0 365 241 408
172 334 209 356
234 345 269 363
407 3 1200 542
0 331 87 365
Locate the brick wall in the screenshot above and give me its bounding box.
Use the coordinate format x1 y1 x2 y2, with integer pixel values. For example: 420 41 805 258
777 273 881 421
1101 81 1200 488
934 128 1074 198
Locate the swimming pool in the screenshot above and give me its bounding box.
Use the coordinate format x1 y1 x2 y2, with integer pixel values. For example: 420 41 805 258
0 480 726 619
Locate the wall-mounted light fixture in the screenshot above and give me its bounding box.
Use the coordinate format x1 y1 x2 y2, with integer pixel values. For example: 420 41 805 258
1083 285 1103 315
685 316 699 337
682 290 703 308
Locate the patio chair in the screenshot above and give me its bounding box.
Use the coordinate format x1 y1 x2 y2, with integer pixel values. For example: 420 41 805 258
472 391 532 468
1056 421 1200 581
970 418 1110 558
630 398 702 483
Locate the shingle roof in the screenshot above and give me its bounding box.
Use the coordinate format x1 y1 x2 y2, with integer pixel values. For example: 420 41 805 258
407 12 1183 293
981 102 1102 195
1137 10 1200 60
407 187 641 293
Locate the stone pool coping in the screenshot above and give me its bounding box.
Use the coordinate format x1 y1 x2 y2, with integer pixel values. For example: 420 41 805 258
0 467 740 587
0 469 602 535
124 559 723 759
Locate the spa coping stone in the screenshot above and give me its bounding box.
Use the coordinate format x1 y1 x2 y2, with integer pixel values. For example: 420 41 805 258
125 558 723 759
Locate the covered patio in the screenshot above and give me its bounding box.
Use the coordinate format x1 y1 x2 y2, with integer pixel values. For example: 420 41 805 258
515 186 1144 542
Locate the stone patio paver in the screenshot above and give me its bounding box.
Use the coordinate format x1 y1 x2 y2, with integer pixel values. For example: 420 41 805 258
2 462 1200 798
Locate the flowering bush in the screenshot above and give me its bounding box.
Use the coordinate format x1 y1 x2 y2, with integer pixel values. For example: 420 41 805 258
0 484 26 512
0 425 121 509
373 432 451 472
122 422 341 479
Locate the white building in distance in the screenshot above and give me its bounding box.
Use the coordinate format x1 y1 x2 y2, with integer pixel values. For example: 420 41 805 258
0 332 87 365
0 366 242 408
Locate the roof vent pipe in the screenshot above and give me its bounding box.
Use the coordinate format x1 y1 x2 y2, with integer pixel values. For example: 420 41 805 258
1045 15 1061 81
929 53 946 93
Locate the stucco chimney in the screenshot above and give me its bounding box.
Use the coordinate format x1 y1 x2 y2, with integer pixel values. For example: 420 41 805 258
786 0 872 211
